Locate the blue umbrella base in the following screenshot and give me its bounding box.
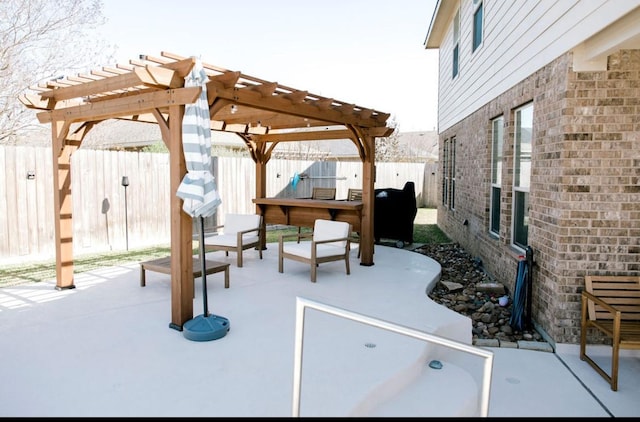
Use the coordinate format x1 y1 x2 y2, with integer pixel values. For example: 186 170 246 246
183 314 230 342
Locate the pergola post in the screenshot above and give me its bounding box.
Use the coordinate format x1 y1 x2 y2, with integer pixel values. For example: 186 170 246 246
359 135 376 265
255 160 268 250
51 121 77 290
167 104 195 330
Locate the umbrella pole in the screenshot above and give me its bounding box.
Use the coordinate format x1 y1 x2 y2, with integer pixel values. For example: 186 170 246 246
182 213 230 342
199 215 209 317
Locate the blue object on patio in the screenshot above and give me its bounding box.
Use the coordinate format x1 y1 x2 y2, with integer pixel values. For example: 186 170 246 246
177 58 228 342
509 257 529 332
182 309 230 342
429 360 443 370
291 172 301 189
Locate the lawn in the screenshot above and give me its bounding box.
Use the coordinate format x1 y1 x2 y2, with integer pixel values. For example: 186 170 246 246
0 208 449 287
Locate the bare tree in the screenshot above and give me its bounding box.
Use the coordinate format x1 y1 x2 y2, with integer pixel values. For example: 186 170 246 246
375 116 402 162
0 0 113 144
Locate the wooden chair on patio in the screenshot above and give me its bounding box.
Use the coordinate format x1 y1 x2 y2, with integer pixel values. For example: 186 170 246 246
203 213 262 268
279 218 351 283
347 188 362 201
580 274 640 391
311 187 337 200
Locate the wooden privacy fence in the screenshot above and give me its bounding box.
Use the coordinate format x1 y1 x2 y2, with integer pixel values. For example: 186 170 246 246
0 146 438 264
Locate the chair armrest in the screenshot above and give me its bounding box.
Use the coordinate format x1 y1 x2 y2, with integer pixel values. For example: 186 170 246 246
203 224 225 235
313 236 350 245
581 290 622 319
235 226 260 247
237 227 260 235
281 232 312 243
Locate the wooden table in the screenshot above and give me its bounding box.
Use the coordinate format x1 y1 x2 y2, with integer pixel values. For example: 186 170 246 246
140 256 230 288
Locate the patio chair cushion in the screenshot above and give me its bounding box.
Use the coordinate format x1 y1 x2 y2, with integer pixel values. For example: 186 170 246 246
207 214 260 245
311 218 349 247
281 242 346 259
205 233 259 247
224 213 261 236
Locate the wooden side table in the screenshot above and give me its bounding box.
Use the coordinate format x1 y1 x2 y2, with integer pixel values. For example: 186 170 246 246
140 256 230 289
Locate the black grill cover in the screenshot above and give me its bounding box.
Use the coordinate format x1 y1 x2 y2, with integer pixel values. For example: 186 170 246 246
374 181 418 244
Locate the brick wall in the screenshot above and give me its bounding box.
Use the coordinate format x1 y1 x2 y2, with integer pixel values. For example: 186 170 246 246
437 50 640 345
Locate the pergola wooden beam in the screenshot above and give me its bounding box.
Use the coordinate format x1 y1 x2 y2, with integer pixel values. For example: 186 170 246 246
255 129 354 142
35 87 201 123
39 65 187 101
207 79 384 127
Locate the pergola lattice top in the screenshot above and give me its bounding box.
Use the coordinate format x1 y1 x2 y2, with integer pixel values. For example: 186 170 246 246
20 51 391 141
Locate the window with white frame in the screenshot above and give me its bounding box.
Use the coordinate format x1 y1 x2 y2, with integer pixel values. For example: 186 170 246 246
452 8 460 79
512 103 532 249
472 0 484 52
490 116 503 236
442 137 456 210
442 139 449 206
451 137 456 210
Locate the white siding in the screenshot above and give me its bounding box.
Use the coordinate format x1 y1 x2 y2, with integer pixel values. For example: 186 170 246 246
433 0 640 131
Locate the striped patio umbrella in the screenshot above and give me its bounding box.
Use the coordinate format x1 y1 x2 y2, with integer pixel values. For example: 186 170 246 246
176 58 228 341
177 59 221 219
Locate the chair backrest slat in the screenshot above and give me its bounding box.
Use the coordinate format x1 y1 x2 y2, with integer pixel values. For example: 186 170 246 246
347 188 362 201
585 275 640 321
312 187 336 200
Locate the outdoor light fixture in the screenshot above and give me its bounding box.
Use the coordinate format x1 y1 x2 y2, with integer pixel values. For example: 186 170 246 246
27 171 35 180
121 176 130 251
230 104 238 114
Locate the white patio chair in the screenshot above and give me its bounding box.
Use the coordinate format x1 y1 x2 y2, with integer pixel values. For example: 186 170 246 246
203 213 262 267
279 218 351 283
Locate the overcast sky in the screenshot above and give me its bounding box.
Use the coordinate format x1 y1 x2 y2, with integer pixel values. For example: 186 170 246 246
99 0 439 132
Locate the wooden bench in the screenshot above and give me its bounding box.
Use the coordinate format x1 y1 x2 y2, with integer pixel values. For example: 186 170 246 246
140 256 230 289
580 274 640 391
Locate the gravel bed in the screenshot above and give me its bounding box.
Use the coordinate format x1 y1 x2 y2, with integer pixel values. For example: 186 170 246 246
414 243 545 344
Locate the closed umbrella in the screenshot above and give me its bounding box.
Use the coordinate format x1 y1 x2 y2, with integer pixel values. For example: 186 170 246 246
176 58 228 342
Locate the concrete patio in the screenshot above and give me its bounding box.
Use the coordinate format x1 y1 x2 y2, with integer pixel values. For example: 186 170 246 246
0 244 638 417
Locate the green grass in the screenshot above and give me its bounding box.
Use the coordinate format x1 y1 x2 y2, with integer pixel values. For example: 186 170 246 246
413 221 451 244
0 209 449 287
0 246 185 287
265 222 450 245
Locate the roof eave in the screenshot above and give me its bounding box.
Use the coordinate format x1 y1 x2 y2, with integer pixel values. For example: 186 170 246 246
424 0 457 49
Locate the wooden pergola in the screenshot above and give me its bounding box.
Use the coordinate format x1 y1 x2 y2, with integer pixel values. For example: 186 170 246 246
20 51 393 329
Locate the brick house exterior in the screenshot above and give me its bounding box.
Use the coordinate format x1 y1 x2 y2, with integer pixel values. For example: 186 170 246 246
425 1 640 346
